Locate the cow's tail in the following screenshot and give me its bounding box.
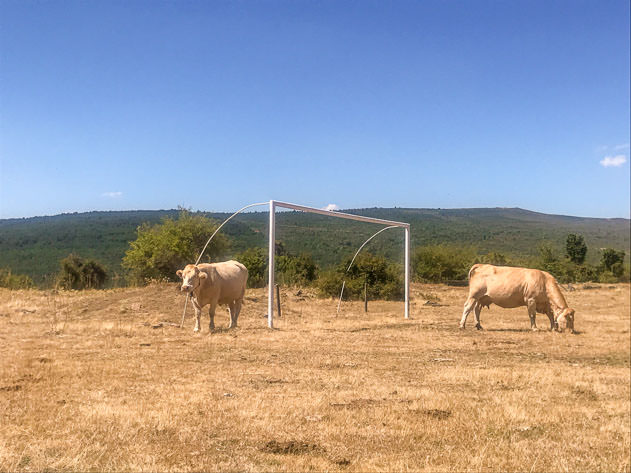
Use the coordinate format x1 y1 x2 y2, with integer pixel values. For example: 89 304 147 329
468 264 482 280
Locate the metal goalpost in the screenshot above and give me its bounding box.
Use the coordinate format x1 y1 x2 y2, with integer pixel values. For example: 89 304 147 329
267 200 411 328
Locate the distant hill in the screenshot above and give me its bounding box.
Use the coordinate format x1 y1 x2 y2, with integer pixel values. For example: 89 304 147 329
0 207 628 285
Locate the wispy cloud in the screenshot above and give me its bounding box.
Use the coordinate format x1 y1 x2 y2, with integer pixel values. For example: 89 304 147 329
600 155 627 167
101 191 123 198
323 203 340 211
597 143 630 152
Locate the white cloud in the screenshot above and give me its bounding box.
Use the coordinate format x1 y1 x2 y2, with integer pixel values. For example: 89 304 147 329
600 155 627 167
101 191 123 198
323 203 340 211
596 143 629 152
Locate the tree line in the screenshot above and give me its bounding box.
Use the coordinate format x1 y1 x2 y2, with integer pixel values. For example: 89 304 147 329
1 211 628 293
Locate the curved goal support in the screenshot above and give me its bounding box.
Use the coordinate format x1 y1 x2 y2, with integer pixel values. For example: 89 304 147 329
267 200 410 328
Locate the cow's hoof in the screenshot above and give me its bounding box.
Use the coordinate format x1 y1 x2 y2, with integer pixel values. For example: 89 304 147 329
459 325 465 330
531 327 539 332
475 324 483 331
193 327 200 333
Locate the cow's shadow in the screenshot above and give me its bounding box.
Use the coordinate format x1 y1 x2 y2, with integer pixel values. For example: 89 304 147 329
485 328 540 333
486 328 582 335
208 327 238 334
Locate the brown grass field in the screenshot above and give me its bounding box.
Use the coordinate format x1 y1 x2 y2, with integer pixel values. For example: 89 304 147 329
0 282 629 472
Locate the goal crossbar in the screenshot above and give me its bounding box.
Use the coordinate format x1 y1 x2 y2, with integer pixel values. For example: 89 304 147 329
267 200 411 328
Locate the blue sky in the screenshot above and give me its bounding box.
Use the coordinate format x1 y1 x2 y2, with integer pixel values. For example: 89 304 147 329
1 0 629 219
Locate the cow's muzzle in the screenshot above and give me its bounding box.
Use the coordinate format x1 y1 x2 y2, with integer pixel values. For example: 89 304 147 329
181 285 193 293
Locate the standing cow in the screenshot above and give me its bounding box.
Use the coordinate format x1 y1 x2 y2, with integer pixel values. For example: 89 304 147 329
176 260 248 332
460 264 575 332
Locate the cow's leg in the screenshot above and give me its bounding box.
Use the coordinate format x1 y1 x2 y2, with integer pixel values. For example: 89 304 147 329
460 297 477 329
192 299 202 333
474 302 483 330
228 301 237 329
545 308 557 331
208 302 216 331
527 299 538 331
232 299 243 327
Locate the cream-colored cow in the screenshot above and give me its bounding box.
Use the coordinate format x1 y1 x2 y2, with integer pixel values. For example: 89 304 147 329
176 261 248 332
460 264 575 332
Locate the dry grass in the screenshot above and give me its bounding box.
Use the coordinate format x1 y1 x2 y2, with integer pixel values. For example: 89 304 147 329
0 282 629 472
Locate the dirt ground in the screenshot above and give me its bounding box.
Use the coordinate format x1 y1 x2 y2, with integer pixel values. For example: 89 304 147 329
0 282 629 472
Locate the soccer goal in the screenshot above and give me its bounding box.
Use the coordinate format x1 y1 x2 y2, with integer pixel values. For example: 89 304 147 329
266 200 411 328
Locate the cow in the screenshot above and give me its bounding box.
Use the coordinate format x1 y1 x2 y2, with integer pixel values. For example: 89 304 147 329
460 264 575 333
176 260 248 332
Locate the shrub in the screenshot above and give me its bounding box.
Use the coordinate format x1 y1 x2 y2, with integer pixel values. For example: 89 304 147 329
235 246 319 288
235 247 267 288
317 253 403 301
122 210 229 285
276 253 318 287
0 268 34 289
57 254 107 289
412 245 476 282
479 252 510 266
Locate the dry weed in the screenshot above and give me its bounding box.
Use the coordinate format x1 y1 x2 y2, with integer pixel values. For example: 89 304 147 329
0 283 629 472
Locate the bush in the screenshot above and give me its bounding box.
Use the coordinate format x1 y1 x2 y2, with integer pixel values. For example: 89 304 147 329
57 254 107 289
317 253 403 301
480 252 509 266
235 246 319 288
412 245 476 282
276 253 318 287
122 210 229 285
0 268 34 289
236 247 268 288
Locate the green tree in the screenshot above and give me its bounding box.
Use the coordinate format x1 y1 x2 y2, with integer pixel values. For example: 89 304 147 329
600 248 626 277
122 210 229 285
565 234 587 264
412 245 476 282
57 254 108 289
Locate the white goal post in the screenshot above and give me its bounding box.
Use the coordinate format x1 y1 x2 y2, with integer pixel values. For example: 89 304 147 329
267 200 411 328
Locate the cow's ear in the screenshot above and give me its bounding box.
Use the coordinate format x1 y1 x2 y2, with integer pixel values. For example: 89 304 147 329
199 272 208 279
176 270 183 278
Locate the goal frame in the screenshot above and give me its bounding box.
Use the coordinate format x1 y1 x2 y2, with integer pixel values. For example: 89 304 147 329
267 200 410 328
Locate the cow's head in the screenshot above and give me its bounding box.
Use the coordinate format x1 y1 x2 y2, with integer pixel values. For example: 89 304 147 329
176 264 207 293
556 308 575 333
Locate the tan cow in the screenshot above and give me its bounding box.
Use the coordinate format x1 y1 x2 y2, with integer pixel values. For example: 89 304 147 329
176 260 248 332
460 264 575 332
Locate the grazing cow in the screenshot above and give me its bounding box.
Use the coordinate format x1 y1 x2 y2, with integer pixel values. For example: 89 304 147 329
460 264 575 332
176 260 248 332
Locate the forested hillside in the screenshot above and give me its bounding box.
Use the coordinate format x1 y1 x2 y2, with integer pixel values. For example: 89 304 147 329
0 207 628 285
